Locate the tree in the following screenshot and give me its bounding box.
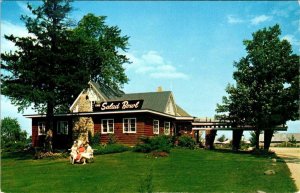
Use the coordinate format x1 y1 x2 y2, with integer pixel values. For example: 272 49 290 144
1 1 130 149
217 134 226 142
216 25 299 150
1 117 27 146
288 135 297 147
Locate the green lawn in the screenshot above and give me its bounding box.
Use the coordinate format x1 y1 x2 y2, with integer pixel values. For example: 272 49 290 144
1 148 297 193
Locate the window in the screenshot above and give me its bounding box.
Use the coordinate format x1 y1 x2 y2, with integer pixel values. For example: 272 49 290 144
123 118 136 133
164 122 170 135
102 119 114 134
153 120 159 134
57 121 68 135
38 122 46 135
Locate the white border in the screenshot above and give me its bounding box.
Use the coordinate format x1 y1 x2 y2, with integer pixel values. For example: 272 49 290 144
123 118 136 133
101 119 114 134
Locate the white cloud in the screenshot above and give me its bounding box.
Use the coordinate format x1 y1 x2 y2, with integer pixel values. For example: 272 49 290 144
1 20 34 52
227 15 244 24
282 34 300 46
250 15 272 25
125 51 188 80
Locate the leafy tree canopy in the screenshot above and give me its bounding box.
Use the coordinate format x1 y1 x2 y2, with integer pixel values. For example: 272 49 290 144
216 24 299 140
1 117 27 145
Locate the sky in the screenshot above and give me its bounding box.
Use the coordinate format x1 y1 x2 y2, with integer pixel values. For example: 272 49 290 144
1 1 300 139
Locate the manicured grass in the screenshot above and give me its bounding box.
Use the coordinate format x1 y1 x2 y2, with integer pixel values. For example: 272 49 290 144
1 148 297 192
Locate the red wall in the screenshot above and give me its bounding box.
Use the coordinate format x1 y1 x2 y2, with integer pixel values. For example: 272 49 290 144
31 112 177 147
93 113 174 146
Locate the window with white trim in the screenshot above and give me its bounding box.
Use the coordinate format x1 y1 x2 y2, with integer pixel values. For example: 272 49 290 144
38 122 46 135
153 120 159 134
57 121 68 135
102 119 114 134
164 122 170 135
123 118 136 133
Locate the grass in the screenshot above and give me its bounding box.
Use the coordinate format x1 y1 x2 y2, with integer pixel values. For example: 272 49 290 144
1 148 297 193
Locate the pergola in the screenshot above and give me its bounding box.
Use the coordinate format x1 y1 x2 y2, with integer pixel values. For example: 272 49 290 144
192 118 287 150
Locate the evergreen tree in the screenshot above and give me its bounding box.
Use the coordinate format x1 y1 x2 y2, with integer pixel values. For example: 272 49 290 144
1 0 130 149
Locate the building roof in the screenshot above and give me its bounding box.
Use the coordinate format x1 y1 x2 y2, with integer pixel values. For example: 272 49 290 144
110 91 170 114
71 81 192 117
89 81 124 100
176 105 191 117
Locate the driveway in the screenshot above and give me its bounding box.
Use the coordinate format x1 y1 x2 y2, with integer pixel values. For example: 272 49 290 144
270 148 300 191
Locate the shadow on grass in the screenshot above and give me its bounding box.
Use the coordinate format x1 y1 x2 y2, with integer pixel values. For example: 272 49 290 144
210 148 252 155
1 151 35 160
210 148 281 160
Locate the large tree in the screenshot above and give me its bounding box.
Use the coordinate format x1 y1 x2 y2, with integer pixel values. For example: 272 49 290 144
1 0 130 149
216 24 299 150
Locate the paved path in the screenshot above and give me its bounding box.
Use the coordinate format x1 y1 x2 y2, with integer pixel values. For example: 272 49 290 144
271 148 300 192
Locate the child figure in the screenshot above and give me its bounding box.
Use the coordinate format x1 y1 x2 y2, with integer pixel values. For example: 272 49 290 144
70 141 78 164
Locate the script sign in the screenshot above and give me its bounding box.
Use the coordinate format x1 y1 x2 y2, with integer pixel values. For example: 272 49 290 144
93 100 144 112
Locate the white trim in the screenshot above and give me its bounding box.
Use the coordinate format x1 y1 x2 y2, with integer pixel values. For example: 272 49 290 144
38 122 46 135
123 118 136 133
69 90 84 112
164 121 170 135
101 119 114 134
24 109 193 120
153 119 159 134
88 81 108 101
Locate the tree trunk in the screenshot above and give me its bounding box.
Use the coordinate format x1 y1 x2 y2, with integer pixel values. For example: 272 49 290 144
45 101 54 152
255 129 260 150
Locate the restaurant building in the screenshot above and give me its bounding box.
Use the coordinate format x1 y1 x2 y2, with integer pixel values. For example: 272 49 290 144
25 81 194 148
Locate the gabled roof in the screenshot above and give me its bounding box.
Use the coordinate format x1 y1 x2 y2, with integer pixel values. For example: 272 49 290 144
176 105 191 117
111 91 172 114
70 81 192 117
89 81 124 100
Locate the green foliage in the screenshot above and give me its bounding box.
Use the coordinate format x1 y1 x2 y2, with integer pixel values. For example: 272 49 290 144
216 24 299 149
288 135 297 145
1 117 28 151
108 133 117 145
134 135 173 153
177 135 196 149
2 141 27 152
93 144 130 155
89 132 101 146
217 134 226 142
1 0 130 116
249 131 257 147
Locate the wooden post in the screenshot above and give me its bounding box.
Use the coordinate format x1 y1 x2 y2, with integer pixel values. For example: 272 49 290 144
232 130 243 151
205 129 217 150
264 130 274 151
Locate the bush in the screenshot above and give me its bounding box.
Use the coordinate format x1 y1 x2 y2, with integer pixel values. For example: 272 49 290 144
177 135 196 149
2 141 27 152
89 132 101 146
108 133 117 145
134 135 173 153
94 144 130 155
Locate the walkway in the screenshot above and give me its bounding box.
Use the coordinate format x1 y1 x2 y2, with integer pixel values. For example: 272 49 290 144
271 148 300 192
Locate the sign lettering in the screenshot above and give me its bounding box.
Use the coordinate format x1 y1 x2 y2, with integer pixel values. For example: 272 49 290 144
93 100 143 112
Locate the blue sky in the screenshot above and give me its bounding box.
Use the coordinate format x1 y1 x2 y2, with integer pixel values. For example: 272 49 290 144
1 1 300 139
